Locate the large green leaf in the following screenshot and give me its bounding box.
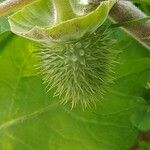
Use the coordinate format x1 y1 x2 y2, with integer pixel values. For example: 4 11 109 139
0 16 10 33
131 107 150 132
0 26 149 149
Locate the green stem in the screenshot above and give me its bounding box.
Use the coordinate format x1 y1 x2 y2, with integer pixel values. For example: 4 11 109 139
53 0 76 23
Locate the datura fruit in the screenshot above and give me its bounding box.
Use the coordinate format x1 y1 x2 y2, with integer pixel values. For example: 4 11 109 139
8 0 117 109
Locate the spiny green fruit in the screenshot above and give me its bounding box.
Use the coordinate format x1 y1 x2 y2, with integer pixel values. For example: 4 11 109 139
37 27 116 109
8 0 117 108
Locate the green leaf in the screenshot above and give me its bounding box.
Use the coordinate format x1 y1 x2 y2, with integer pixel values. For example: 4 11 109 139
139 142 150 150
0 16 10 33
0 27 149 149
8 0 54 39
8 0 116 42
0 0 53 35
131 107 150 132
132 0 150 5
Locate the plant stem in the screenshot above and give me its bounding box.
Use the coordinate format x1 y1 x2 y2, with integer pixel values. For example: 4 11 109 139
88 0 150 48
0 0 36 17
110 0 150 48
111 17 150 28
53 0 76 23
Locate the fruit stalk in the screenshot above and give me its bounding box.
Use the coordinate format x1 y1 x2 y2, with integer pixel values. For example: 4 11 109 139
53 0 76 23
88 0 150 48
110 0 150 48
